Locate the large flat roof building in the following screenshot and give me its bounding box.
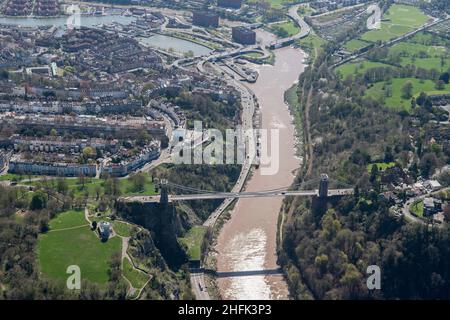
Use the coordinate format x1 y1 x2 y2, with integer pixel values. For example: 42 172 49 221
232 26 256 45
218 0 242 9
192 11 219 28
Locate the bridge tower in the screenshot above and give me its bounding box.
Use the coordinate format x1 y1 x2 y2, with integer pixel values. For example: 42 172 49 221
318 174 329 198
160 179 169 205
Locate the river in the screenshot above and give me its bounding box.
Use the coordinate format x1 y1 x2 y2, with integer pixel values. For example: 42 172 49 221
215 31 307 300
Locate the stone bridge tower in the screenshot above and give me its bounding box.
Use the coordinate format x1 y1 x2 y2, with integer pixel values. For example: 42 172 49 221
318 174 329 198
160 179 169 205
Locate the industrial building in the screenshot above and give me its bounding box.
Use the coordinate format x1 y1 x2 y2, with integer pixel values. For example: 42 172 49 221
232 26 256 45
192 11 219 28
218 0 242 9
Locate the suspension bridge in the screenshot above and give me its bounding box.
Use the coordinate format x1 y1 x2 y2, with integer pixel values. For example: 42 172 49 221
118 174 354 204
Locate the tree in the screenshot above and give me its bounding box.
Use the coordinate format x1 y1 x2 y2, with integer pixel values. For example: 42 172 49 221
77 173 86 190
401 81 413 99
340 263 363 298
129 173 146 192
30 191 47 210
419 153 438 178
411 97 416 109
56 178 69 195
435 80 445 90
439 72 449 84
95 185 102 200
416 92 427 106
82 146 95 159
314 254 329 275
441 205 450 223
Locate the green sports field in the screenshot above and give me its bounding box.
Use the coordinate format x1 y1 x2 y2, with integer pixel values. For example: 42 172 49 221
361 4 429 42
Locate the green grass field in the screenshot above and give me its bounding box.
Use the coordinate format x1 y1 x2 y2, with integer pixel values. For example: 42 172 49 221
411 200 424 218
367 162 396 172
0 173 24 181
178 226 206 261
112 221 134 237
249 0 296 9
361 4 429 42
25 173 157 199
389 42 447 57
365 78 450 111
38 226 122 285
388 42 449 71
270 20 300 37
343 39 371 52
48 210 87 230
122 258 149 289
296 33 326 61
336 61 395 78
243 52 264 59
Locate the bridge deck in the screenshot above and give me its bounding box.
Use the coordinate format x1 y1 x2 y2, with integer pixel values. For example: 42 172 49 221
119 189 354 204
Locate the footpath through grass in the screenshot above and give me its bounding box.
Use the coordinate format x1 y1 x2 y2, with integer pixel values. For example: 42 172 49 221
112 220 134 237
122 258 149 289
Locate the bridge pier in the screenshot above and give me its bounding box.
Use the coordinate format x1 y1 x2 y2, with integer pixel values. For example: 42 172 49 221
160 179 169 205
318 174 329 198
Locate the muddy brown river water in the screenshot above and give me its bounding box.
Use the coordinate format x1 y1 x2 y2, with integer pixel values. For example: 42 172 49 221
215 32 307 300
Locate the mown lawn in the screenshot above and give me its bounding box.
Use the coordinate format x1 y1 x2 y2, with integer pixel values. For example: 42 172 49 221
411 200 424 218
388 42 448 71
270 20 300 37
122 258 149 289
178 226 206 261
361 4 429 42
336 60 395 78
48 210 87 230
250 0 296 9
25 173 157 198
296 33 326 61
367 162 396 173
343 39 371 52
243 52 264 59
38 225 122 285
364 78 450 111
112 220 134 237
